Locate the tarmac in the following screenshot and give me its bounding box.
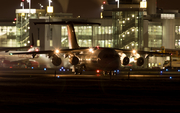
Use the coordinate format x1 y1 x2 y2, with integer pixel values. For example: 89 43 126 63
0 68 180 112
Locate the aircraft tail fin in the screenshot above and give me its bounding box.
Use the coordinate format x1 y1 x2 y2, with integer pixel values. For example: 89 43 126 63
34 21 100 49
67 24 79 49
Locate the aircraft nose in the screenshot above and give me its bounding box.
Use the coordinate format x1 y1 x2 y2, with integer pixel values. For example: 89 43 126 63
100 57 120 69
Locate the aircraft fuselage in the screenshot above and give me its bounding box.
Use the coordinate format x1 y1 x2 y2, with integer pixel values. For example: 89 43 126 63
77 48 120 71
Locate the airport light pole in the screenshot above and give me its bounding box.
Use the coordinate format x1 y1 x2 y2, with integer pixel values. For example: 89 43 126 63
27 0 31 16
115 0 119 8
20 1 24 9
49 0 52 6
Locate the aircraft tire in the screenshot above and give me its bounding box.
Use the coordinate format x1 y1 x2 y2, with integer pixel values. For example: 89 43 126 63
109 71 114 76
74 69 78 75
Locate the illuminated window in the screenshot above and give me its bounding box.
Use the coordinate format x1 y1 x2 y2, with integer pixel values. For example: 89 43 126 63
175 26 180 48
148 23 162 47
37 40 40 47
161 14 175 19
61 26 68 36
50 40 53 47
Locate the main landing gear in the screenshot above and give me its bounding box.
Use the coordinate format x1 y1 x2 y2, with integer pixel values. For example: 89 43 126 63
72 65 85 75
103 71 117 76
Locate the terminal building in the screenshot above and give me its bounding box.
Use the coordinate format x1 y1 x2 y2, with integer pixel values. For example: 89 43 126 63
1 0 180 68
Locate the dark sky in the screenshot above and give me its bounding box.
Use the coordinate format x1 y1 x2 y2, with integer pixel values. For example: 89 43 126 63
0 0 180 20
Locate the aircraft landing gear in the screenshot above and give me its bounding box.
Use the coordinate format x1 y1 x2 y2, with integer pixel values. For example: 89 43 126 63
74 68 82 75
103 71 116 76
109 71 117 76
73 65 85 75
103 71 107 76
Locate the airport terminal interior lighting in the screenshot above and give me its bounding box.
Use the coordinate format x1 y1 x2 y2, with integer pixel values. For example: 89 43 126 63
140 0 147 8
47 0 53 13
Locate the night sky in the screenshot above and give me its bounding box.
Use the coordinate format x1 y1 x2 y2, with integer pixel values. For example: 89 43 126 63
0 0 180 20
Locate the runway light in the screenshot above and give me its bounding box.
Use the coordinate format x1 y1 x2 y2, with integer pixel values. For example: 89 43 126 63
59 69 62 71
44 68 46 71
57 76 60 78
61 67 64 69
31 67 34 69
170 76 172 79
117 70 119 73
63 69 65 71
166 69 168 71
178 70 180 72
114 70 116 73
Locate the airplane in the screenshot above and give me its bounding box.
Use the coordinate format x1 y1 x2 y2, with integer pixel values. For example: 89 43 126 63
9 21 171 75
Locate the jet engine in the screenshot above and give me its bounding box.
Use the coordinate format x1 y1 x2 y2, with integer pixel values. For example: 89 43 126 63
136 57 144 66
69 56 79 65
123 57 130 65
52 55 62 66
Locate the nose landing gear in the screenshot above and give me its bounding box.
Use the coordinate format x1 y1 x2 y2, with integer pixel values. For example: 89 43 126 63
72 65 85 75
103 71 117 76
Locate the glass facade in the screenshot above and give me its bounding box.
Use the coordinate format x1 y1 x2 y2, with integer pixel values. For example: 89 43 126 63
60 25 113 48
16 9 45 47
148 23 162 47
0 26 16 47
112 9 143 50
175 26 180 48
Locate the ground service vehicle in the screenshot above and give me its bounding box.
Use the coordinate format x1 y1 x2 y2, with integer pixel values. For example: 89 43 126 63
163 60 180 69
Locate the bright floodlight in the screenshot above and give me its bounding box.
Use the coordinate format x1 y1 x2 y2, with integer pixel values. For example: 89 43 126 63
89 48 94 53
132 50 136 54
55 49 60 54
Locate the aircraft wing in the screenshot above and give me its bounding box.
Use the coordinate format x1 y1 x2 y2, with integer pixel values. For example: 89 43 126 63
10 48 90 56
0 46 33 52
115 48 171 56
136 50 171 56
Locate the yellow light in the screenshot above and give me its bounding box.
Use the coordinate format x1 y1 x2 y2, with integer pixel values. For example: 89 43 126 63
21 13 25 16
132 50 136 54
47 6 54 13
89 48 94 53
55 49 60 54
140 1 147 8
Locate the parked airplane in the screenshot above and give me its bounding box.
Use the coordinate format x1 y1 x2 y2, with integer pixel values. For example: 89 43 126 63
10 21 171 75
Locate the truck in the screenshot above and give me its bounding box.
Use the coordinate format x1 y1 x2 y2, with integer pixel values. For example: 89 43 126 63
163 59 180 69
